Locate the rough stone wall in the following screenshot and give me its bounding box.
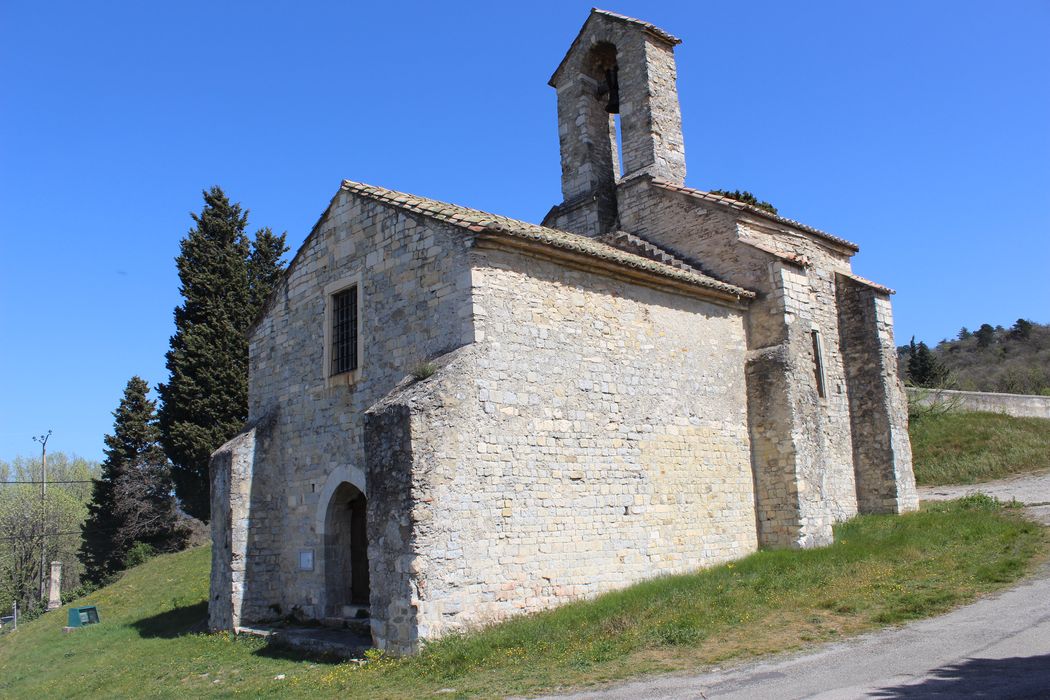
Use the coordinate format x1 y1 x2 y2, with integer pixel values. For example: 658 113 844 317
619 181 861 546
401 247 757 642
837 276 918 513
208 415 275 630
907 388 1050 420
233 190 475 626
363 347 480 654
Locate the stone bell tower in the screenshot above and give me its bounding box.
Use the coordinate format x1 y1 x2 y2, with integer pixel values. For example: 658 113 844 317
544 9 687 236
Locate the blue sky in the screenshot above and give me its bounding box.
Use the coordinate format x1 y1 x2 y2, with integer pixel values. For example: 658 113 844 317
1 1 1047 463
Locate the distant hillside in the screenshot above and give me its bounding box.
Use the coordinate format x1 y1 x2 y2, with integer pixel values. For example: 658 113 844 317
899 319 1050 395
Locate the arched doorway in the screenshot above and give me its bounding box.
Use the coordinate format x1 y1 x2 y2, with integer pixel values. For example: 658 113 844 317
323 482 370 616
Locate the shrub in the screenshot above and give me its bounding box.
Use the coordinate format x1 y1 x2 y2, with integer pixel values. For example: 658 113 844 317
411 362 438 381
123 542 157 569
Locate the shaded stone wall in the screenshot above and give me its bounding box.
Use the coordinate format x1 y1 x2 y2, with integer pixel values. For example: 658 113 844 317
837 275 917 513
233 190 475 624
209 416 275 630
401 247 757 643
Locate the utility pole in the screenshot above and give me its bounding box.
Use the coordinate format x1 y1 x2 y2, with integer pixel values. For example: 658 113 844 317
32 430 51 605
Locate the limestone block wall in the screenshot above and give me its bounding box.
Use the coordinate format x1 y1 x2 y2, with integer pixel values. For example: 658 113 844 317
238 190 475 623
618 180 861 546
403 247 758 642
837 276 917 513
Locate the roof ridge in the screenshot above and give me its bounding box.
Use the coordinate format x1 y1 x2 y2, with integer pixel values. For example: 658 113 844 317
340 179 754 300
648 178 860 252
590 8 681 45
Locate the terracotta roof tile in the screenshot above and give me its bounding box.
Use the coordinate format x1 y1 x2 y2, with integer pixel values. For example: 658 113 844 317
341 180 754 300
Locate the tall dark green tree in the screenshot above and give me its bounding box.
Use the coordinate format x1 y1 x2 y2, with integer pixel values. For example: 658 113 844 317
1010 318 1034 341
907 340 948 387
975 323 996 349
81 377 184 583
157 187 287 521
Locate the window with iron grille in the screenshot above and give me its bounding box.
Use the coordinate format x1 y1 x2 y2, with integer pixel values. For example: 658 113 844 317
331 286 358 375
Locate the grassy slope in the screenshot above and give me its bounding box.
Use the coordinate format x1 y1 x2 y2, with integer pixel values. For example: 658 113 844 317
1 498 1046 699
910 411 1050 485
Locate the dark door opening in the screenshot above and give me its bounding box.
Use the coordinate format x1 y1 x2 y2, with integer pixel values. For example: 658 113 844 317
349 494 369 604
324 482 370 615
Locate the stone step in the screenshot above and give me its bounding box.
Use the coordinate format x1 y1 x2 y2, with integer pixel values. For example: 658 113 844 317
322 614 371 637
340 604 370 619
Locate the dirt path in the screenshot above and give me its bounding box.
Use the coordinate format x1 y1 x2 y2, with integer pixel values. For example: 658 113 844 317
919 469 1050 525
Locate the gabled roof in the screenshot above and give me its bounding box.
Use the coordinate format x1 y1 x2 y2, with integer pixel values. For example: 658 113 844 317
249 180 755 338
549 8 681 87
649 178 860 253
590 8 681 45
340 180 754 301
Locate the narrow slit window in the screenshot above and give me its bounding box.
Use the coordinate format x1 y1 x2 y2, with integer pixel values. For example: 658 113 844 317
331 286 358 375
811 329 827 398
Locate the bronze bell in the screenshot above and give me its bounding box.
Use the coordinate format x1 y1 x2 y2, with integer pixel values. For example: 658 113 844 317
604 66 620 114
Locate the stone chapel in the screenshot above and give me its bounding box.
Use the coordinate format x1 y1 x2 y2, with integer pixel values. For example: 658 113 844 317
209 9 918 654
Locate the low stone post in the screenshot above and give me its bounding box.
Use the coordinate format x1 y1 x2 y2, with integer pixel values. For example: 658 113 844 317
47 561 62 610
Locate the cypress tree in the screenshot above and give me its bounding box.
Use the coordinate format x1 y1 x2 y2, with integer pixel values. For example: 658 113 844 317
81 377 184 583
907 341 948 387
157 187 287 521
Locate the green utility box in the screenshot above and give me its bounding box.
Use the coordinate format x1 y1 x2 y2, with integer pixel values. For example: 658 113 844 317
67 606 100 627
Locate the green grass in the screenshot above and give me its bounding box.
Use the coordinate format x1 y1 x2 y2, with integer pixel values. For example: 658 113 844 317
910 411 1050 485
0 497 1045 699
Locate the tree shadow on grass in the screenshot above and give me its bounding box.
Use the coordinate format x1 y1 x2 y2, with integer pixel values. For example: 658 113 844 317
131 601 208 638
131 602 363 666
870 653 1050 698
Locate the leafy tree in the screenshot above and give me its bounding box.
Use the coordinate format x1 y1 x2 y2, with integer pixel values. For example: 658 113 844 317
81 377 186 584
157 187 287 521
710 189 778 215
0 454 97 613
957 327 971 340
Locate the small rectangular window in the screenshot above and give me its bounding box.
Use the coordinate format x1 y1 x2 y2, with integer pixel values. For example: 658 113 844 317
811 329 827 399
331 286 358 375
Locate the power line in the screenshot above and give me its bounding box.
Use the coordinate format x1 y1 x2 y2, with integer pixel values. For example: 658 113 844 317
0 480 94 485
0 531 84 543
